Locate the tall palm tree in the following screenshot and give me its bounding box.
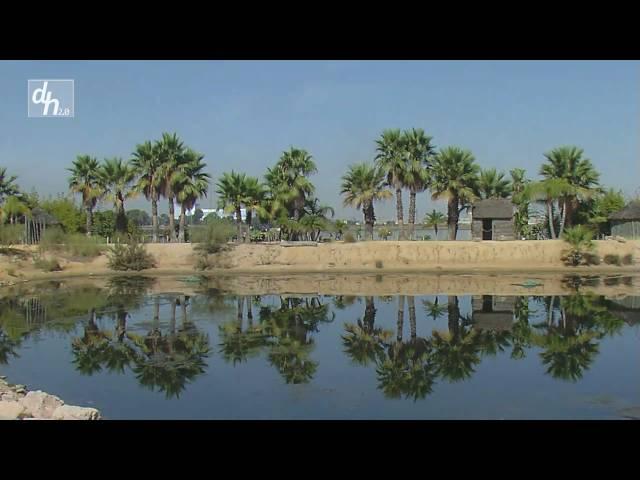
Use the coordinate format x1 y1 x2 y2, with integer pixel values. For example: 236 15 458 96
510 168 530 238
99 157 137 234
131 141 163 242
478 168 512 199
275 147 318 221
340 163 392 240
403 129 435 240
375 129 408 239
175 149 210 242
158 133 187 242
0 167 19 203
539 146 600 230
423 210 446 240
242 176 266 233
524 178 572 239
68 155 103 236
216 171 249 243
430 147 480 240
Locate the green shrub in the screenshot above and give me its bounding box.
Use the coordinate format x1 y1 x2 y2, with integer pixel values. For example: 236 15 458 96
107 239 155 271
377 227 392 240
191 219 235 255
561 225 595 266
584 253 601 265
40 228 104 258
195 254 212 271
34 257 63 272
0 224 24 247
343 232 356 243
622 254 634 265
604 254 621 266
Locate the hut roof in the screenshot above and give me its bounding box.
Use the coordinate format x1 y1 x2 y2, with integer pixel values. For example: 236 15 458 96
30 207 60 224
609 201 640 221
472 199 514 219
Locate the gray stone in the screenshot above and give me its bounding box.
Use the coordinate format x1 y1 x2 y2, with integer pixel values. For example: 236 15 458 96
20 391 64 419
52 405 101 420
1 392 19 402
0 401 27 420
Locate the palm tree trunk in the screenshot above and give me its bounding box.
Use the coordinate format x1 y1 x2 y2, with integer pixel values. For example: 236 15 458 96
408 296 417 340
434 224 438 240
396 187 405 240
85 204 93 237
244 210 252 244
558 198 568 237
235 206 242 244
168 196 176 242
115 193 127 234
178 205 186 243
547 200 556 239
409 189 416 240
151 196 159 243
397 295 405 342
448 296 460 338
447 196 458 241
363 201 374 240
364 296 376 331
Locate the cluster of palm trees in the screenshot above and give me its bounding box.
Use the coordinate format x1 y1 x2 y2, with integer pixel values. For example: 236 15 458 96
341 129 604 241
67 132 210 242
215 147 334 242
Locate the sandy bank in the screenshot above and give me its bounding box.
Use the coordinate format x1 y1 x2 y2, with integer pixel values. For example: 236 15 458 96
0 240 638 286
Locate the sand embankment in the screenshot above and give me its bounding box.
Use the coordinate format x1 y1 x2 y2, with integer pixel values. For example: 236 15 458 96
0 240 639 286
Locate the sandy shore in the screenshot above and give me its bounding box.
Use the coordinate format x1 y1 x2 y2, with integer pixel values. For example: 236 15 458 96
0 240 638 286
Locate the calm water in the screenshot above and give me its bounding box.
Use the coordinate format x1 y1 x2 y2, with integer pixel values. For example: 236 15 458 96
1 276 639 419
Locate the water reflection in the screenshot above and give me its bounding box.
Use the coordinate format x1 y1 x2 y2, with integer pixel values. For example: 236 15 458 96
0 276 638 409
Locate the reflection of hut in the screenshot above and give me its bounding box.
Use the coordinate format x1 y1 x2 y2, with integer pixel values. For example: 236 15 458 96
471 199 515 240
472 295 515 331
609 297 640 325
609 201 640 239
24 208 60 244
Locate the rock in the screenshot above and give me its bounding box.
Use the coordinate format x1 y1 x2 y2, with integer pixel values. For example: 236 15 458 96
0 401 27 420
1 392 19 402
20 391 64 419
0 376 7 380
615 236 627 243
52 405 101 420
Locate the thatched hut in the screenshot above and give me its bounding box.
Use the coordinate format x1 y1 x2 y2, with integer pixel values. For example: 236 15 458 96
471 198 515 240
609 201 640 239
472 295 515 331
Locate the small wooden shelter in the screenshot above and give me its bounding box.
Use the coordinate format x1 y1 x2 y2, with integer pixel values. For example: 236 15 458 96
609 201 640 239
471 199 515 241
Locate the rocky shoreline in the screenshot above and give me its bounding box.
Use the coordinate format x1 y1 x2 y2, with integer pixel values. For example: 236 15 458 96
0 377 101 420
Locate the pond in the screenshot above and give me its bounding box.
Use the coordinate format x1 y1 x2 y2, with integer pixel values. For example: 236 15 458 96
1 275 639 419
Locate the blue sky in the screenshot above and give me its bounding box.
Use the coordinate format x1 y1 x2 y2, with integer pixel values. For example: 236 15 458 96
1 60 638 220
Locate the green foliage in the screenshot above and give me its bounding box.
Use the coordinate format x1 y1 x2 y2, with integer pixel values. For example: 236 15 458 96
191 217 236 254
562 225 595 266
343 232 356 243
126 209 151 226
378 227 392 240
0 224 23 246
622 254 634 265
40 197 86 234
92 210 116 239
34 257 63 272
107 238 155 271
39 228 105 258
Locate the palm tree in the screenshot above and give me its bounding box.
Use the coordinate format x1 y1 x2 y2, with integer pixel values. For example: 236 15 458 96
539 146 600 230
524 178 573 239
430 147 480 240
68 155 103 236
0 167 19 203
375 129 408 239
158 133 187 242
423 210 446 240
175 149 210 242
510 168 530 238
2 195 30 224
216 171 249 243
131 141 163 242
242 176 267 236
274 147 318 221
478 168 512 199
422 296 447 321
99 157 137 234
340 163 392 240
403 129 436 240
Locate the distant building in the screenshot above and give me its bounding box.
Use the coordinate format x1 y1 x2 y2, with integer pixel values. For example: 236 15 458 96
609 201 640 239
471 199 515 241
